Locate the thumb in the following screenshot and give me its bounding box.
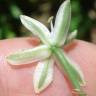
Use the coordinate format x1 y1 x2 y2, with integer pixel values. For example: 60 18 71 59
0 38 96 96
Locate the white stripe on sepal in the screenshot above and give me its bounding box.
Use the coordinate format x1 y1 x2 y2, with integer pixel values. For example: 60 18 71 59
51 0 71 46
33 58 54 93
20 15 51 45
7 45 51 65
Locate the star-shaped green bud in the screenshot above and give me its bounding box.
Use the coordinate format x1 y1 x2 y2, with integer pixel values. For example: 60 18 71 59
6 0 86 95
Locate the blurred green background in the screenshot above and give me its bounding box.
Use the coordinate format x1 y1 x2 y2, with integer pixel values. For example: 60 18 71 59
0 0 96 43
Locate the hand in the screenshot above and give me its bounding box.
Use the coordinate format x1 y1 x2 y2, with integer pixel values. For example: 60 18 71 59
0 37 96 96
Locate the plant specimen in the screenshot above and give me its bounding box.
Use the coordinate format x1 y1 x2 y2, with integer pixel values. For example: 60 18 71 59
6 0 86 95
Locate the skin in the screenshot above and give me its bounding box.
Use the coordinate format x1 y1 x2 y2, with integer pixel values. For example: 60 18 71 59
0 37 96 96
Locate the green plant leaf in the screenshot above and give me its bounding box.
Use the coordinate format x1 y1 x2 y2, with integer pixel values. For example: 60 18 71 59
51 0 71 46
7 45 51 65
51 47 85 93
66 29 77 44
20 15 51 45
33 58 54 93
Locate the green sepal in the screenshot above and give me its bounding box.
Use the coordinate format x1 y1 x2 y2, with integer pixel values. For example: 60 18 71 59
20 15 51 45
33 58 54 93
51 46 86 94
7 45 51 65
51 0 71 46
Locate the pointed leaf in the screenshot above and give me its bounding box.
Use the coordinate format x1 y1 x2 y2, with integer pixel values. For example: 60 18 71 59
20 15 51 45
67 30 77 42
7 45 51 65
33 58 54 93
66 30 77 44
62 51 85 85
51 0 71 46
51 47 86 93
